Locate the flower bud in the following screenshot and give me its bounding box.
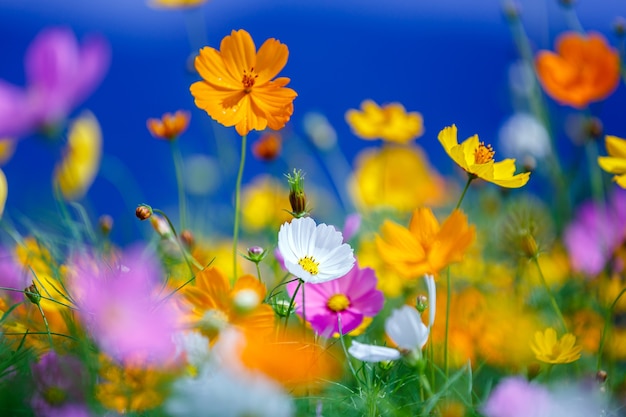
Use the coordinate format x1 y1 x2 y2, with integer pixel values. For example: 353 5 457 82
521 234 539 258
273 299 295 318
135 204 153 221
24 282 41 305
596 370 608 383
244 246 267 263
99 215 114 236
180 230 195 249
285 169 308 218
415 295 428 314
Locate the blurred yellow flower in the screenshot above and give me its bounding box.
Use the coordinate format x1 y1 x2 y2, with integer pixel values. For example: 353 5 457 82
150 0 207 8
438 124 530 188
241 175 291 232
191 29 297 137
376 207 475 278
146 110 190 141
0 139 16 166
357 239 405 297
0 169 6 218
349 145 448 212
345 99 423 144
598 135 626 188
53 111 102 201
530 327 582 364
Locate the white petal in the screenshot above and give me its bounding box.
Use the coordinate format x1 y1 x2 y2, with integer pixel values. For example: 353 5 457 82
385 306 429 350
348 341 401 362
424 274 436 329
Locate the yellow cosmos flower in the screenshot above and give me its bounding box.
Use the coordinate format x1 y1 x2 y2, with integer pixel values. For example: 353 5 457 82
438 124 530 188
598 135 626 188
191 29 297 137
345 100 424 144
376 207 475 278
349 145 448 212
530 327 582 364
53 112 102 200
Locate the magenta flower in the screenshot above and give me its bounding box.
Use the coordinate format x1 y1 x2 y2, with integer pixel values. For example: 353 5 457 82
287 264 384 337
69 247 182 364
30 351 91 417
0 247 28 303
482 377 552 417
564 190 626 276
0 27 110 139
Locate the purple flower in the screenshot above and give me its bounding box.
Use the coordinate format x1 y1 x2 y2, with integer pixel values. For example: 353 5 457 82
564 190 626 276
287 264 384 337
0 27 110 139
342 213 361 242
30 351 91 417
482 377 553 417
68 247 182 364
0 247 28 303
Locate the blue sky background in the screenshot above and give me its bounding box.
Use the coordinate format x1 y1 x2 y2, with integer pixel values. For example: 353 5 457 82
0 0 624 242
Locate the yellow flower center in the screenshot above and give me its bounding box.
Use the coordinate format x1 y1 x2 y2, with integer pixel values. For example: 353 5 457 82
327 294 350 312
474 142 495 164
242 67 258 92
298 255 319 275
43 386 67 405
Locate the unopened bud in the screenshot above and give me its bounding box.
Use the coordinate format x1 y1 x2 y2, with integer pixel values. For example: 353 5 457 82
586 117 603 141
285 169 308 218
99 215 114 236
416 295 428 314
596 370 608 383
136 204 153 221
244 246 267 263
24 282 41 305
614 17 626 37
180 230 195 249
521 234 538 258
273 299 295 318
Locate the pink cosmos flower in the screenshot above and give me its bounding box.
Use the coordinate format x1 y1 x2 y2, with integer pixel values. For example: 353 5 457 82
287 264 383 337
68 247 181 364
0 27 110 139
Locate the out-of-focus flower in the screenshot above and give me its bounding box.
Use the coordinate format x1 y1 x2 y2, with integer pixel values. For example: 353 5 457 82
498 113 551 161
535 31 620 109
252 132 282 161
356 239 405 297
150 0 207 8
341 213 361 242
241 175 291 232
277 216 355 284
530 327 582 364
438 125 530 188
345 100 423 144
482 377 553 417
303 112 337 151
182 267 275 340
598 135 626 188
190 29 297 136
0 27 110 139
53 111 102 201
68 248 181 364
348 341 401 362
564 189 626 276
0 168 7 218
146 110 190 141
376 207 475 278
0 139 16 165
30 351 90 417
349 145 448 212
286 264 384 337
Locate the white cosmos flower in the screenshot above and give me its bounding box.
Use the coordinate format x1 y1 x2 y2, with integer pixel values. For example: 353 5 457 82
385 305 429 351
277 216 355 284
348 341 401 362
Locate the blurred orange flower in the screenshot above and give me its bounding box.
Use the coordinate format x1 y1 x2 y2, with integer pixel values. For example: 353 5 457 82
535 31 620 109
147 110 190 140
191 29 297 137
376 208 475 278
252 132 282 161
345 99 423 144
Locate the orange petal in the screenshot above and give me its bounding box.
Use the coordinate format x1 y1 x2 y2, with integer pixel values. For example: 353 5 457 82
255 38 289 85
220 29 257 82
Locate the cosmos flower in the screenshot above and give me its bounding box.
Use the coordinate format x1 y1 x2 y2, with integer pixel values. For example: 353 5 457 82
146 110 190 141
53 111 102 201
286 264 384 337
190 29 297 136
530 327 582 364
345 99 424 144
438 125 530 188
0 27 110 139
149 0 208 8
598 135 626 188
535 31 620 109
277 216 355 284
251 132 282 161
376 207 475 278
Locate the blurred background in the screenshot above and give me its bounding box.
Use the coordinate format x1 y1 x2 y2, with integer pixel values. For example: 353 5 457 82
0 0 624 243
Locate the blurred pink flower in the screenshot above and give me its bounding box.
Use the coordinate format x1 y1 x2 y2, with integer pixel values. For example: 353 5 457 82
69 247 181 364
0 27 110 139
287 264 383 337
564 190 626 276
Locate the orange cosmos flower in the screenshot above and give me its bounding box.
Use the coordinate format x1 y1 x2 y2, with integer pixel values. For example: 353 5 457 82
252 132 282 161
146 110 190 140
190 29 297 137
345 100 424 144
183 267 275 340
376 207 475 278
535 31 620 109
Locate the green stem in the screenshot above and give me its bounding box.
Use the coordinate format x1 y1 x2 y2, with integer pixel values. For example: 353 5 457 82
36 303 54 349
9 288 78 310
170 139 188 232
232 135 247 279
584 139 605 204
284 279 302 330
3 331 78 341
337 315 362 385
153 209 203 275
597 287 626 371
444 268 451 377
255 263 262 282
455 175 474 209
533 256 568 332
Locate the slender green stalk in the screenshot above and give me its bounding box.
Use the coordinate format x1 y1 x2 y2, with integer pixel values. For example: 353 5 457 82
584 139 605 204
455 175 474 209
255 263 262 282
153 208 204 274
597 287 626 371
532 256 568 332
337 315 362 385
170 139 188 232
232 135 247 279
36 303 54 349
3 332 78 341
284 279 302 330
6 287 78 310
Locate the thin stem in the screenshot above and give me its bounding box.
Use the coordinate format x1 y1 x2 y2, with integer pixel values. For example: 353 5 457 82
444 268 451 377
255 263 262 282
455 175 474 209
337 315 362 385
6 288 78 310
284 279 302 330
232 135 247 279
532 256 568 332
36 303 54 349
597 287 626 371
153 209 203 274
3 331 78 341
584 139 605 204
170 139 188 232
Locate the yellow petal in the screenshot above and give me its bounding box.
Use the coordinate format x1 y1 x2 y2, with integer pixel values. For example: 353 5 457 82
437 125 459 154
605 135 626 159
194 47 240 89
598 156 626 175
408 207 440 246
614 173 626 189
460 134 480 167
0 169 7 218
